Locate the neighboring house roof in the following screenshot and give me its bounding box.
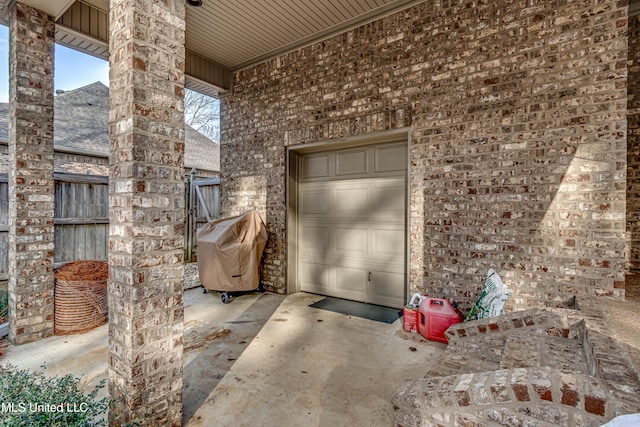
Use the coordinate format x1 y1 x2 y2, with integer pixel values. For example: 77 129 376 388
54 81 111 156
0 82 220 173
184 126 220 175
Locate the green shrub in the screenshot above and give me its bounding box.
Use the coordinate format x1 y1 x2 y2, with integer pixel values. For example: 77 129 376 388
0 364 108 426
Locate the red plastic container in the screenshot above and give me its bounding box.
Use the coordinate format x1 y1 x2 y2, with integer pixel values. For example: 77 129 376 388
403 307 419 334
418 298 462 343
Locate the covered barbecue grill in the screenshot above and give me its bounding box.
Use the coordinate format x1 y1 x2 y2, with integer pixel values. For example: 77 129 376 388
196 210 268 303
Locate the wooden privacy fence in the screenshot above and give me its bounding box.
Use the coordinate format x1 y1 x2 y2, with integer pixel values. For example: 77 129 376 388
55 173 110 264
0 171 220 280
185 169 221 262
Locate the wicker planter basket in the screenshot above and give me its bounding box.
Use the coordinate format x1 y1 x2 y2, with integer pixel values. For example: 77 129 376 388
54 261 108 335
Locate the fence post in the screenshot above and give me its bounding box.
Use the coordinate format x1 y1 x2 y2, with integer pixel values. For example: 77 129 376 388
185 168 196 262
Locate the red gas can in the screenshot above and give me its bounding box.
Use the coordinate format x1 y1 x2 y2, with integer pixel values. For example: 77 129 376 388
418 298 462 343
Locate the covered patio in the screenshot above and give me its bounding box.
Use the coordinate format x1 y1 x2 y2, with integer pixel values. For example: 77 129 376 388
2 279 639 425
1 0 639 425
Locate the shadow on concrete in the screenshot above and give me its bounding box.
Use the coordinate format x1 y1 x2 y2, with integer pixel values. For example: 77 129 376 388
182 291 285 424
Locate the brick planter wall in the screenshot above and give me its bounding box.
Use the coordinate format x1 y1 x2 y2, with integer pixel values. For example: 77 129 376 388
392 297 640 426
222 0 629 310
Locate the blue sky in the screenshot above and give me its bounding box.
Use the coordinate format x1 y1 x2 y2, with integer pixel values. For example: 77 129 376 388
0 25 110 102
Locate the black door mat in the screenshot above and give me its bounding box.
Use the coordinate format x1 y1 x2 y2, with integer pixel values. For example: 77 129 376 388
309 297 402 324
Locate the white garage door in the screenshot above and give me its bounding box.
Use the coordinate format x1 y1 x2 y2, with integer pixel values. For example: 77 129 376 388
297 141 407 308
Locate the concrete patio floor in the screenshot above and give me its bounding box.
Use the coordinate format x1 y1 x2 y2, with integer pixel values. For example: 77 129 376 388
1 288 444 426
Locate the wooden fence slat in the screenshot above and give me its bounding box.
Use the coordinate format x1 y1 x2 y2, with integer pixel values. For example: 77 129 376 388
75 224 84 260
194 184 212 222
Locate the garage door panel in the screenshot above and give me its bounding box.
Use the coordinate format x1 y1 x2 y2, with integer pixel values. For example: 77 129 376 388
372 228 405 257
335 227 367 254
336 148 368 176
301 226 330 250
374 143 407 173
301 262 330 291
335 266 367 294
302 153 330 179
334 187 369 216
300 190 330 214
373 186 405 217
370 269 406 307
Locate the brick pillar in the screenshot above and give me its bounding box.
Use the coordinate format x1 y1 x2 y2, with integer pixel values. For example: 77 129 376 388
628 12 640 277
108 0 185 425
7 2 56 345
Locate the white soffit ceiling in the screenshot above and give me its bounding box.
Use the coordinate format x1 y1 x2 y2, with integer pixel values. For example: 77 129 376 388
185 0 423 71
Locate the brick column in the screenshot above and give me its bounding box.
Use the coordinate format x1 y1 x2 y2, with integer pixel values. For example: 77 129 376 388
7 2 56 344
627 12 640 278
108 0 185 425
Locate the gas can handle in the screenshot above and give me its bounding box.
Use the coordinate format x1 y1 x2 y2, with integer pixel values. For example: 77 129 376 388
407 293 425 308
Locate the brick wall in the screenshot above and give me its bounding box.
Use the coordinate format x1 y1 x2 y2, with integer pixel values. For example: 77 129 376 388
0 150 109 176
54 152 109 175
628 13 640 272
221 0 629 310
0 150 218 177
